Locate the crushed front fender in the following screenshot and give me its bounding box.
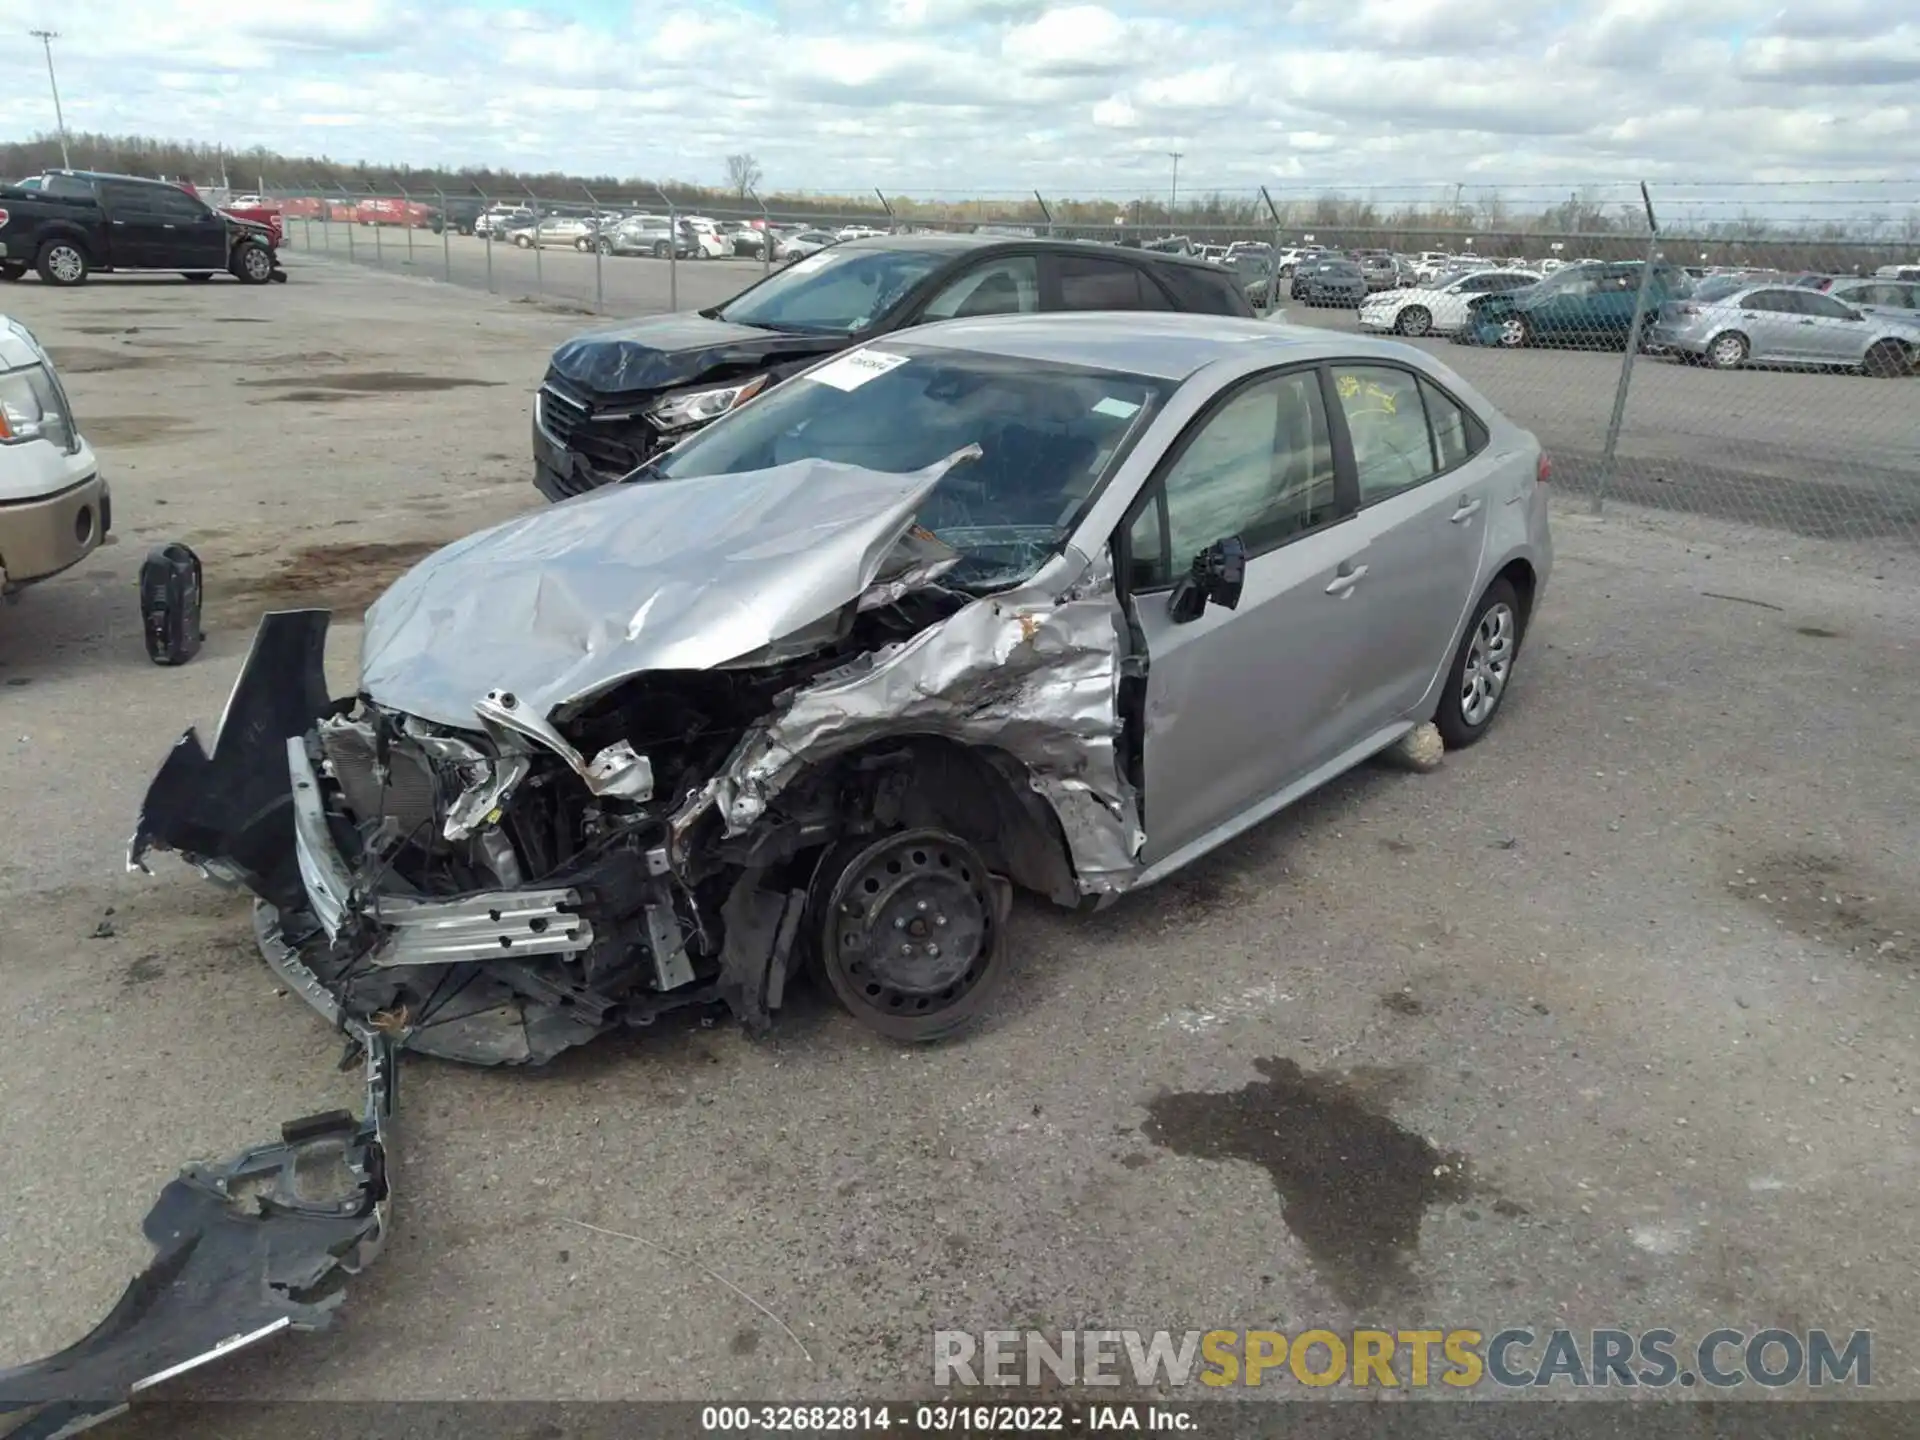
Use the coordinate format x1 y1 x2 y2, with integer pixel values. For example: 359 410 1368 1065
0 1026 395 1439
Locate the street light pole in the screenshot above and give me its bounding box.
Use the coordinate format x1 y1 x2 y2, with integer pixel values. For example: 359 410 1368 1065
1166 150 1182 228
29 30 70 168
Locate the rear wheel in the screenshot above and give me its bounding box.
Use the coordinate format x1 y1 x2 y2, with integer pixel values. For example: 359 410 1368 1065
1863 339 1909 378
514 233 533 249
652 241 669 259
1496 313 1531 348
814 828 1009 1043
1707 331 1748 370
36 240 89 286
1435 579 1523 749
1396 305 1432 336
574 237 592 252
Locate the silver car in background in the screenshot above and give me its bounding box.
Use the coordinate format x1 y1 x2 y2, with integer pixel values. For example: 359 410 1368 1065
1650 278 1920 374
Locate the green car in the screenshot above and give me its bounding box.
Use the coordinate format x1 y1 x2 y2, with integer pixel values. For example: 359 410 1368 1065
1460 261 1691 348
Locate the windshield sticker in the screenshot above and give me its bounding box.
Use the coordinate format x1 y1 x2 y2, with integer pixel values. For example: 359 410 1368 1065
1091 396 1141 420
806 348 911 392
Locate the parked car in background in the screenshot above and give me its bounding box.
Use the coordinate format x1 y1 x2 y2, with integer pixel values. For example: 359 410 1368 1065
598 215 696 259
1459 261 1690 348
510 215 599 250
678 217 733 259
1224 251 1277 308
1357 254 1401 291
0 314 109 593
475 205 535 238
837 223 887 241
430 198 485 236
532 235 1256 500
716 221 769 257
1649 282 1920 375
1359 267 1540 337
1414 252 1456 283
1290 258 1369 306
1197 245 1228 263
0 169 281 285
1873 264 1920 281
777 229 839 263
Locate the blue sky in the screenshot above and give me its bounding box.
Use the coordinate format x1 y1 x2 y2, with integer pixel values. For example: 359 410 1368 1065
1 0 1916 205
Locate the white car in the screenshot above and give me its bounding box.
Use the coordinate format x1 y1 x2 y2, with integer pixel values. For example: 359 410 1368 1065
475 205 535 238
677 217 732 259
1413 252 1456 284
776 229 839 263
1358 267 1541 337
837 224 886 241
0 315 108 595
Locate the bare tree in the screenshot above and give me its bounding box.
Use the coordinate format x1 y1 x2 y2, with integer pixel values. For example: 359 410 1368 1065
725 153 763 199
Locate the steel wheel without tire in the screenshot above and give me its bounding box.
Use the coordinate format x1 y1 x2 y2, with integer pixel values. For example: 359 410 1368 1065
36 241 89 286
1708 332 1748 370
1435 579 1522 749
816 828 1009 1043
232 243 273 284
1396 305 1432 337
1862 339 1908 378
1496 314 1530 348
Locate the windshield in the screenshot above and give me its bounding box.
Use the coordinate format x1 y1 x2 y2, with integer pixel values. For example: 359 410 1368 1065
716 246 951 334
645 345 1174 589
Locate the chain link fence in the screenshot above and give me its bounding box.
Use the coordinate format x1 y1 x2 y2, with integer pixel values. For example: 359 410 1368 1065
255 176 1920 552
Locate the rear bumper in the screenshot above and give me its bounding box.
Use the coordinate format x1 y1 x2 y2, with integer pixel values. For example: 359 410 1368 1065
0 471 109 592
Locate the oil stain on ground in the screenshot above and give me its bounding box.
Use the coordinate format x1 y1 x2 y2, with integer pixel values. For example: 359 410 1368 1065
214 540 444 617
1142 1057 1471 1306
239 371 502 394
1731 850 1914 965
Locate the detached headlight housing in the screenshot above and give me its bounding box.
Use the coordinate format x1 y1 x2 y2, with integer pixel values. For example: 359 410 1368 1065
644 375 770 432
0 364 77 452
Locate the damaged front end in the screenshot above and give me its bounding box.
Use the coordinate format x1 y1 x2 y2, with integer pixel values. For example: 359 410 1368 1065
125 449 1144 1068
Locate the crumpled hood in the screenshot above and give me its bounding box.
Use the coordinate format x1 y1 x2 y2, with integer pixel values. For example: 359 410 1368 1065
548 313 840 397
359 450 977 729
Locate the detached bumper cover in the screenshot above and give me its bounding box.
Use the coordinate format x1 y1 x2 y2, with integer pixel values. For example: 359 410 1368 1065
0 1025 395 1438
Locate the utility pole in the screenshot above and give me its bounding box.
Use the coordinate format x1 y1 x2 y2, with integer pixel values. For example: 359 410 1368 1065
1166 150 1182 228
29 30 71 169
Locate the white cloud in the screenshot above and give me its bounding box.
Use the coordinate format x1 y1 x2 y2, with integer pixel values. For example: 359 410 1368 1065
0 0 1914 202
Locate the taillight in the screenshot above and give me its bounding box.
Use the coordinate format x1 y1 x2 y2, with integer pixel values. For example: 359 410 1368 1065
1536 451 1552 484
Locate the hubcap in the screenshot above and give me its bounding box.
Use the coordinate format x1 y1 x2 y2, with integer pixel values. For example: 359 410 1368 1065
825 831 996 1019
1402 308 1429 335
1460 602 1516 726
244 248 270 279
50 247 82 282
1713 337 1743 367
1499 317 1526 346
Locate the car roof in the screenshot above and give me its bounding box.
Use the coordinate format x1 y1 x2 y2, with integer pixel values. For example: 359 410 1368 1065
889 311 1420 381
836 233 1245 275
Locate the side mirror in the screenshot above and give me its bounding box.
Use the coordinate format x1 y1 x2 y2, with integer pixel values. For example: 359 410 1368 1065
1168 536 1247 623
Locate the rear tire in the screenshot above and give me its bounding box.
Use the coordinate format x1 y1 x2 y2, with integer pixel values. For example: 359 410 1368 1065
514 233 533 249
36 239 90 286
1862 339 1909 378
1434 579 1523 749
1495 313 1531 348
653 241 669 259
1707 331 1748 370
1 262 27 282
1396 305 1432 336
574 237 591 252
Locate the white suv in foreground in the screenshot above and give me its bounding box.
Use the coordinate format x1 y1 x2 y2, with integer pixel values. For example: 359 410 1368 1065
1 315 107 595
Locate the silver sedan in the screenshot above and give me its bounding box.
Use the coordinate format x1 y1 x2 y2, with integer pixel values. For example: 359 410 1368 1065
1650 281 1920 375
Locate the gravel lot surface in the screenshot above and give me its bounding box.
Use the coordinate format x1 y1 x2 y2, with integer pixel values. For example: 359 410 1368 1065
2 257 1917 1430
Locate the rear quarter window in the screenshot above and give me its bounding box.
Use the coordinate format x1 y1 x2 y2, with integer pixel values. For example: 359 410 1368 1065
1151 263 1254 316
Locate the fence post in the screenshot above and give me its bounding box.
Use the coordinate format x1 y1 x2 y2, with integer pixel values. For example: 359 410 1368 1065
369 184 384 266
583 182 604 313
1259 186 1285 317
524 184 543 296
344 186 356 263
1592 182 1661 518
396 180 415 262
437 187 452 281
1033 191 1055 239
748 188 772 278
653 185 678 312
874 188 896 232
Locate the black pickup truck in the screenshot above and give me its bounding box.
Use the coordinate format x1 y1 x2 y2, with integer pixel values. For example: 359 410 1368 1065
0 170 283 287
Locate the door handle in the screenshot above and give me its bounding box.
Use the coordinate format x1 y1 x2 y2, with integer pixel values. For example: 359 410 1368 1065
1450 497 1483 523
1325 564 1369 596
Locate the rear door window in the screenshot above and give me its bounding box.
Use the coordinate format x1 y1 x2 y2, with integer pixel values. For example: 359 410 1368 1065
1055 255 1173 311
